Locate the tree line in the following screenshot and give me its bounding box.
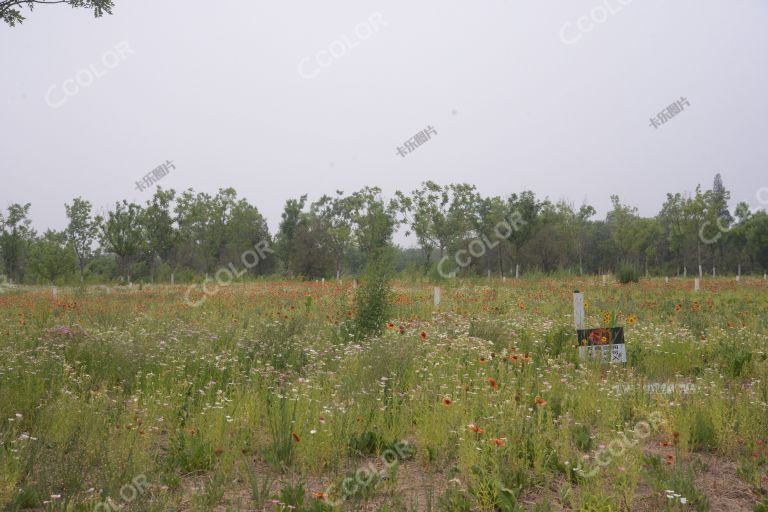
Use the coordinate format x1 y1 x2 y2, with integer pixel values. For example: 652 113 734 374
1 174 767 285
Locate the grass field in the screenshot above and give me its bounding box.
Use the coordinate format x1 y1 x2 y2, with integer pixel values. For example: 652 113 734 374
1 277 767 511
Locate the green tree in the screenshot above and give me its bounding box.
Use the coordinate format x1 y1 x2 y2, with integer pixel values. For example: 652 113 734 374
311 191 353 279
99 200 144 282
0 203 34 283
348 187 398 257
64 197 99 282
1 0 114 27
275 195 308 277
141 188 178 282
395 182 478 271
28 230 77 284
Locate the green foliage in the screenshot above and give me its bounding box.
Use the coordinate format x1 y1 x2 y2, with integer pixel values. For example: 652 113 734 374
617 264 640 284
438 487 473 512
642 454 709 511
26 231 77 284
265 391 298 468
349 251 394 339
1 0 114 27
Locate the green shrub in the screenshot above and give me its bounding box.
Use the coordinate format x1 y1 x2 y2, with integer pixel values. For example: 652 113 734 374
616 265 640 284
350 252 394 339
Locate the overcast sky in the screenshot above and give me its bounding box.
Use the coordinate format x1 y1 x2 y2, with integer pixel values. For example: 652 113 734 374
1 0 767 246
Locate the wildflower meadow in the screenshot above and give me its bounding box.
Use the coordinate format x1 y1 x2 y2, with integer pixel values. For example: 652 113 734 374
1 276 766 511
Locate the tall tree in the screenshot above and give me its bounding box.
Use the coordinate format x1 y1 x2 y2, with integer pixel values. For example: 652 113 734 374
65 197 99 282
141 188 178 282
99 200 144 282
311 191 353 279
28 230 77 284
0 203 34 283
275 195 308 277
348 187 398 257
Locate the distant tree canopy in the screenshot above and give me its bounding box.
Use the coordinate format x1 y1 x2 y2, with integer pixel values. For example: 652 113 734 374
1 0 113 27
2 175 768 285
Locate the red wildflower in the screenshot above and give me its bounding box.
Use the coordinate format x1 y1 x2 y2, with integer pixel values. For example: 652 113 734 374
488 377 498 390
292 431 301 443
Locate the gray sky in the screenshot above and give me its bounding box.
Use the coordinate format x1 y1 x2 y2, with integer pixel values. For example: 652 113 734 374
2 0 767 246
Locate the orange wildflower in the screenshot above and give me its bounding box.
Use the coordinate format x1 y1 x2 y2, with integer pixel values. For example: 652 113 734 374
488 377 498 390
292 431 301 443
468 423 485 434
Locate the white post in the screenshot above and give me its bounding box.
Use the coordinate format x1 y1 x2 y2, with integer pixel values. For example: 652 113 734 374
684 267 687 278
515 264 520 279
698 265 703 278
171 273 175 285
712 267 716 277
573 291 585 329
694 278 700 291
665 277 669 284
352 279 357 289
433 287 441 306
602 274 607 286
321 277 325 285
52 286 57 297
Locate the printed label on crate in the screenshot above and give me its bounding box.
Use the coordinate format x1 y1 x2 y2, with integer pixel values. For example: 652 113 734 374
577 326 626 363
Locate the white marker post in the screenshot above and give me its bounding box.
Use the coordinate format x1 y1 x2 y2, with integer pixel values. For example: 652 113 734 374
352 279 358 289
433 286 441 307
573 291 585 330
515 264 520 279
602 274 607 286
698 265 703 278
665 277 669 284
694 278 700 291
